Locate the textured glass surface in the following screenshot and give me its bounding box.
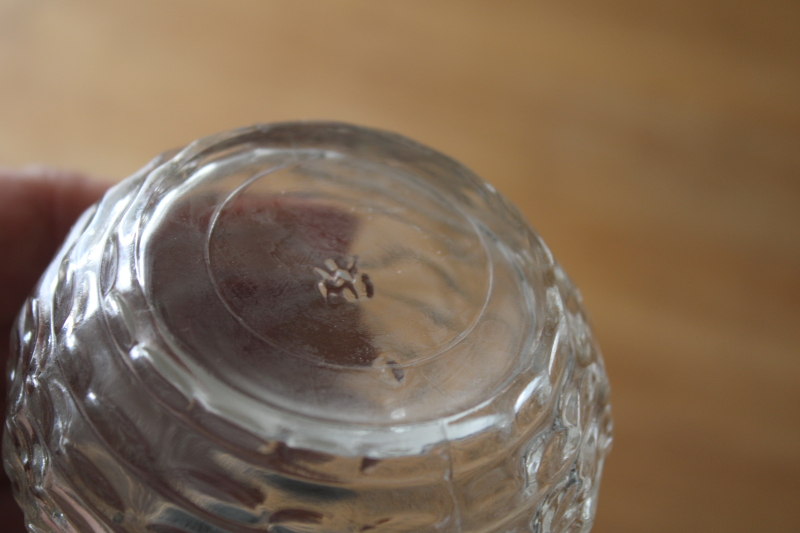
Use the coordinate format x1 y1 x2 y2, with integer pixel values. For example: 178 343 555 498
3 123 611 533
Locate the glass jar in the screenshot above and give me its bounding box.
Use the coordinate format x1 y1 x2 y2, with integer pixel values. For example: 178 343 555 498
4 123 611 533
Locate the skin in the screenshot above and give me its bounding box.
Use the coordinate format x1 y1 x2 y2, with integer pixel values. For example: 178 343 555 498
0 168 107 533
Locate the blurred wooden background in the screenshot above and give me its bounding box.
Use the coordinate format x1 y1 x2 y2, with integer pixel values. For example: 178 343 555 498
1 1 798 531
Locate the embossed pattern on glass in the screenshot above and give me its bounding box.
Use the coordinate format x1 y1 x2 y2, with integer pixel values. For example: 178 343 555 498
4 123 612 533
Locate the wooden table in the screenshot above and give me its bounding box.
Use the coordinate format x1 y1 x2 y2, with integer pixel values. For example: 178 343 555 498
1 2 798 531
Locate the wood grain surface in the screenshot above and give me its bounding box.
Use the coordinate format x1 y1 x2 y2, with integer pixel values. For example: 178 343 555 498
1 1 798 532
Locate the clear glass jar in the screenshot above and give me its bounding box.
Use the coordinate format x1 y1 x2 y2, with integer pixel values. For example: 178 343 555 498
4 123 611 533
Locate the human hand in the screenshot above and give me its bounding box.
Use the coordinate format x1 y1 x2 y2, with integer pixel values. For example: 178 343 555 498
0 168 107 532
